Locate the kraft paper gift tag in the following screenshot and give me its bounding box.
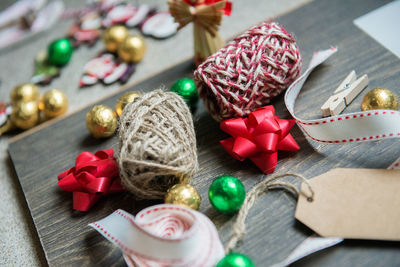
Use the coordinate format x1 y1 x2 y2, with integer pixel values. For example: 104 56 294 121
295 168 400 241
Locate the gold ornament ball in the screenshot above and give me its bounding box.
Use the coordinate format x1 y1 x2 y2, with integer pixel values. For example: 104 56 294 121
165 184 202 210
10 83 39 104
117 35 146 63
10 101 40 130
86 105 117 138
39 89 68 118
115 91 141 116
103 25 130 53
361 88 399 111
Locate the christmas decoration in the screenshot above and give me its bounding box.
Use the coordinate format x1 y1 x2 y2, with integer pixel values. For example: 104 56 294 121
39 89 68 118
165 184 201 210
3 84 68 134
209 175 245 214
31 51 60 85
216 253 255 267
67 11 101 47
361 88 398 111
47 38 74 66
103 25 129 53
141 11 178 39
0 0 64 50
57 149 123 211
80 53 135 86
117 35 146 63
10 101 39 130
220 106 300 174
86 105 117 138
115 91 141 116
168 0 232 65
102 4 138 27
10 83 39 103
0 103 13 136
170 78 199 110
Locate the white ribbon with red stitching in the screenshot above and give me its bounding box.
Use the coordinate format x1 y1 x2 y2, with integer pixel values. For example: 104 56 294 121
285 48 400 144
389 157 400 169
89 204 224 267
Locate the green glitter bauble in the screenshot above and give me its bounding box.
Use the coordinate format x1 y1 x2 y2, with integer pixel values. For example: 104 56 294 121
216 253 255 267
170 78 199 109
48 38 73 66
209 175 246 214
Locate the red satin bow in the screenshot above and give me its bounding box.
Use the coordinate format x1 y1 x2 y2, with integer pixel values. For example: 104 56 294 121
183 0 232 16
57 149 123 211
220 106 300 174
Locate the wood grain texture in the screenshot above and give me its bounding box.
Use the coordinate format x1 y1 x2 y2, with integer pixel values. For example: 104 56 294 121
8 0 400 266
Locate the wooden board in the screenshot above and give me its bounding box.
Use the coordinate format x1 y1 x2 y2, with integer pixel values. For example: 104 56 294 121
8 0 400 266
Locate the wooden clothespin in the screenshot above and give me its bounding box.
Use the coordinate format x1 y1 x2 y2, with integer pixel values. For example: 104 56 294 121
321 70 368 117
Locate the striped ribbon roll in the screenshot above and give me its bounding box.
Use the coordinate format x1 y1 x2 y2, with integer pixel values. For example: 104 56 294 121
89 204 224 267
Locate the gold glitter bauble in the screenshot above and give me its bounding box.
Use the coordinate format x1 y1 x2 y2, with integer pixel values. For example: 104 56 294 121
117 35 146 63
165 184 201 210
10 101 40 129
103 25 130 53
115 91 141 116
361 88 399 111
10 83 39 104
39 89 68 118
86 105 117 138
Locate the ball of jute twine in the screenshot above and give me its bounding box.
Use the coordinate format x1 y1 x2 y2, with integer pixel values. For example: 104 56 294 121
194 21 302 122
118 90 198 199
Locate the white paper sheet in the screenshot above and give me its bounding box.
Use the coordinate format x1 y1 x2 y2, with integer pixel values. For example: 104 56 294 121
354 0 400 58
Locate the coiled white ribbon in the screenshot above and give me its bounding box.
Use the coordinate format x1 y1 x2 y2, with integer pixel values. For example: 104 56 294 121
89 204 224 267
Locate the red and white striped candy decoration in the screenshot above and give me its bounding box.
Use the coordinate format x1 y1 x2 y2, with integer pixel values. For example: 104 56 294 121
80 53 128 86
102 4 136 27
0 102 11 127
90 204 224 267
126 5 152 27
389 157 400 170
141 12 178 39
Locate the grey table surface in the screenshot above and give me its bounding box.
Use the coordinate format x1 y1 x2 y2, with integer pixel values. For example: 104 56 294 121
0 0 310 266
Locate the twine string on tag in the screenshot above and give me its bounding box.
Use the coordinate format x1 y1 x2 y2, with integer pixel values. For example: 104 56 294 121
225 173 314 254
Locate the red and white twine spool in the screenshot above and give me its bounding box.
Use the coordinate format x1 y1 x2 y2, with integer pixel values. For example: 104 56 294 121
194 22 302 121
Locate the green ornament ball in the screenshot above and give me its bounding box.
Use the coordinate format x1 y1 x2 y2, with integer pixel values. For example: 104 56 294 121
170 78 199 109
48 38 73 66
217 253 255 267
209 175 246 214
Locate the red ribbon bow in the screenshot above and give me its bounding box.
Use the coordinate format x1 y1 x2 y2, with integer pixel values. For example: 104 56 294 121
183 0 232 16
220 106 300 174
57 149 123 211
